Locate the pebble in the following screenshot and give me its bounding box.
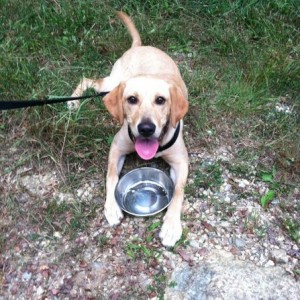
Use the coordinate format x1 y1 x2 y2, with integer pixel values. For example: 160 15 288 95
234 237 246 249
271 249 289 264
275 103 293 114
265 260 275 267
91 262 102 271
190 240 199 248
22 272 32 282
237 179 250 188
36 286 44 296
224 195 231 202
53 231 62 239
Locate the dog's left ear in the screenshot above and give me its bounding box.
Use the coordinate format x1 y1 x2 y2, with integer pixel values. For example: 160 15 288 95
103 83 125 124
170 86 189 127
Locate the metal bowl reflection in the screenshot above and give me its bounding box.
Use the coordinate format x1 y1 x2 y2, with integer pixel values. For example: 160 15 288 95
115 167 174 216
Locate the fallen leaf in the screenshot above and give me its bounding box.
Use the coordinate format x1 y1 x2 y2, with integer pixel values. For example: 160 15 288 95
201 220 215 232
79 260 88 268
177 249 192 262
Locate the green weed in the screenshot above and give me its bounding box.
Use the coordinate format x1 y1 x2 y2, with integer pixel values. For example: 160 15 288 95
260 190 276 209
145 221 162 242
43 199 96 238
168 280 177 288
194 161 223 191
97 235 110 248
282 218 299 243
125 239 161 261
243 210 268 238
260 166 278 208
147 273 167 300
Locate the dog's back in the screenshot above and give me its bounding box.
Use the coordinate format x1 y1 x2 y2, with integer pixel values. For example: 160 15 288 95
113 12 184 90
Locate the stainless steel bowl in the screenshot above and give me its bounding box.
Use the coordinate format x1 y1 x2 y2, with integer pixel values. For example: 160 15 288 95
115 167 174 216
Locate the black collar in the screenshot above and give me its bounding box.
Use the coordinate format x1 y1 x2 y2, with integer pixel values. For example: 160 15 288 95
128 122 180 154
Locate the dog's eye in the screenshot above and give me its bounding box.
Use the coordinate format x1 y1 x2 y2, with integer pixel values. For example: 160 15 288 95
155 96 166 105
127 96 138 105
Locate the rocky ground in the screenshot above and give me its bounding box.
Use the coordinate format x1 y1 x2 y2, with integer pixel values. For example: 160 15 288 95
1 119 299 299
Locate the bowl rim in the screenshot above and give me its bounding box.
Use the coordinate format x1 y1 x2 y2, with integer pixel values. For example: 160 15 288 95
115 167 174 217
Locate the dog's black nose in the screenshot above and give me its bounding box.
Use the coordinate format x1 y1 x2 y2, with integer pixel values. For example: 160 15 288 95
138 121 156 137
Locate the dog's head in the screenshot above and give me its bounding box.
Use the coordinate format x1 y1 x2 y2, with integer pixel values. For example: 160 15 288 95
103 75 188 159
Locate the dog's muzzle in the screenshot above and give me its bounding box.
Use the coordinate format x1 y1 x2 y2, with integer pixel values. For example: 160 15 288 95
128 119 180 160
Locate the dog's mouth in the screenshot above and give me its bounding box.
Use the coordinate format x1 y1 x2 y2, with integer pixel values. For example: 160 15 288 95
134 138 159 160
128 120 170 160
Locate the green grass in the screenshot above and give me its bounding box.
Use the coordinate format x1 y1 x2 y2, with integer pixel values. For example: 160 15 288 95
125 239 161 261
0 0 299 263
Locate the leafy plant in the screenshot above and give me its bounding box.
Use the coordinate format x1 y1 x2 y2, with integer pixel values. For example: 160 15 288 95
147 273 167 300
282 218 299 243
97 235 110 248
145 221 161 242
169 280 177 288
193 161 223 192
260 166 278 208
125 239 161 261
260 190 276 209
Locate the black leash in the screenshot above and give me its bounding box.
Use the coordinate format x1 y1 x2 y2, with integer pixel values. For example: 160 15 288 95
0 92 109 110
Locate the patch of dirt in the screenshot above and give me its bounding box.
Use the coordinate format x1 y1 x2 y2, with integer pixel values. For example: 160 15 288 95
0 117 299 299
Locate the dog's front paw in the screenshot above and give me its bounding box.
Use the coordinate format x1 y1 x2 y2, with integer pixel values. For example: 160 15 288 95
159 216 182 247
104 202 123 226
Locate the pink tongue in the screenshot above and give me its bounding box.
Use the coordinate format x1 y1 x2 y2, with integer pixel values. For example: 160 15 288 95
135 138 159 160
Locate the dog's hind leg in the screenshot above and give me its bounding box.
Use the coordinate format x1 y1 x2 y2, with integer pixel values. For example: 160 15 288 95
68 77 112 109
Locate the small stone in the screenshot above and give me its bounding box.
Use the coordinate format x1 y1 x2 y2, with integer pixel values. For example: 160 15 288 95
234 237 246 249
70 288 77 297
220 221 231 228
190 240 199 248
271 249 289 264
265 260 275 267
198 234 208 244
224 184 232 192
198 247 208 257
53 231 62 239
18 193 30 204
224 196 231 203
238 179 250 188
77 189 83 197
51 289 59 296
22 271 32 282
36 286 44 296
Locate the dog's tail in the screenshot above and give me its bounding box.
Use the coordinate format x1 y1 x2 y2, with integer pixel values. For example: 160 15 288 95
116 11 142 48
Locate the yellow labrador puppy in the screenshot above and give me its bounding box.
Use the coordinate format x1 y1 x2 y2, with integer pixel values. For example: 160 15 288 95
70 12 189 247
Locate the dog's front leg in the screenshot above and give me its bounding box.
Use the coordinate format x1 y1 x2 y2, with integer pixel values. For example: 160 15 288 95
159 148 189 247
104 131 130 226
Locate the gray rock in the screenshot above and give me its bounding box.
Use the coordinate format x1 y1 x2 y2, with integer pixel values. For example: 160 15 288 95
233 236 246 249
165 250 300 300
20 172 58 198
271 249 289 264
21 271 32 282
